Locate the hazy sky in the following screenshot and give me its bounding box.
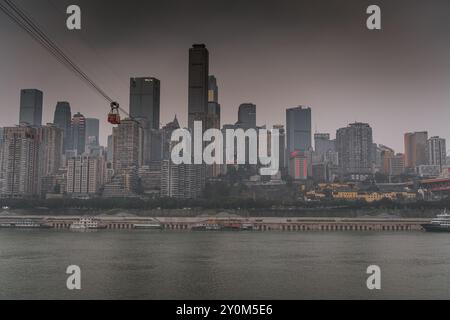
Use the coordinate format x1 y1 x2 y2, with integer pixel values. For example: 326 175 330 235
1 0 450 151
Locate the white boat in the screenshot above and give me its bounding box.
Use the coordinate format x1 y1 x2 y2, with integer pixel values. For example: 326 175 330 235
422 209 450 232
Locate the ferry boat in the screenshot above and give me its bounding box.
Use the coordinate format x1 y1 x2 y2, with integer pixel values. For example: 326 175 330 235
191 223 222 231
422 210 450 232
70 217 105 230
0 220 50 229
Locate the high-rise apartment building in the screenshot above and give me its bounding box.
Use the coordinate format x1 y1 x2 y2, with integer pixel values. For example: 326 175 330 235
160 160 205 199
336 123 373 176
0 126 39 198
314 133 335 161
427 136 447 171
66 155 105 196
404 131 428 169
112 119 144 174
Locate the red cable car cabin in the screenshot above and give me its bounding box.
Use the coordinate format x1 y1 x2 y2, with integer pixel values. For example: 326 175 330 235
108 102 121 125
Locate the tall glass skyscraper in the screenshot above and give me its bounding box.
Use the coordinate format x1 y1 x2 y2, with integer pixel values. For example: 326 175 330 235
286 106 312 154
19 89 43 126
85 118 100 147
129 77 160 130
53 101 72 152
71 112 86 155
188 44 209 131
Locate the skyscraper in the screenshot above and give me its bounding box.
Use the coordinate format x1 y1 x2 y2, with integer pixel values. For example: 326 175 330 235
19 89 43 126
85 118 100 147
188 44 209 131
129 77 160 130
112 118 144 174
36 124 63 196
336 122 373 176
404 131 428 169
314 133 335 161
236 103 256 129
66 155 105 196
53 102 72 152
208 75 219 104
427 136 447 171
71 112 86 155
207 75 221 130
286 106 312 154
0 126 39 198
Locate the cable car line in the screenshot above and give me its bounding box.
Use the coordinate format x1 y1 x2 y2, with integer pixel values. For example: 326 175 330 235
0 0 129 124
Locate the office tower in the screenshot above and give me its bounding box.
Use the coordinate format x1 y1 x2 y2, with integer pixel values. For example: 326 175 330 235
314 133 335 161
112 119 144 174
336 122 373 176
0 126 39 198
427 136 447 170
404 131 428 169
208 75 219 103
85 118 100 147
53 102 72 151
236 103 256 129
207 76 221 130
286 106 312 155
19 89 43 126
206 76 221 178
188 44 209 131
66 155 105 196
129 77 160 130
71 112 86 155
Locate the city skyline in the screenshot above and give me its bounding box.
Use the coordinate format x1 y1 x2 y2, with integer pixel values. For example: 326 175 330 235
1 0 450 151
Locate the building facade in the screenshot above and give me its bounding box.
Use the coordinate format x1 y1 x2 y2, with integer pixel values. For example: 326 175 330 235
19 89 43 126
53 101 72 152
404 131 428 169
188 44 209 131
0 126 39 198
336 123 373 177
286 106 312 155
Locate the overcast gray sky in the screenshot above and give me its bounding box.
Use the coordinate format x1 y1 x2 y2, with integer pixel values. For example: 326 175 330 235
1 0 450 151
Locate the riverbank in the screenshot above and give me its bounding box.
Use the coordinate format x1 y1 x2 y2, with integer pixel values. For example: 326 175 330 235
0 206 445 219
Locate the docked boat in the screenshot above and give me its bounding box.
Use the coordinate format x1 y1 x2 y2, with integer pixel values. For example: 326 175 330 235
0 220 50 229
191 221 255 232
191 223 222 231
133 223 163 230
422 210 450 232
70 217 105 230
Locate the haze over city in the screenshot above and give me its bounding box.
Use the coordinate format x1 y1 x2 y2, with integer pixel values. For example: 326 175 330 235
1 0 450 151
